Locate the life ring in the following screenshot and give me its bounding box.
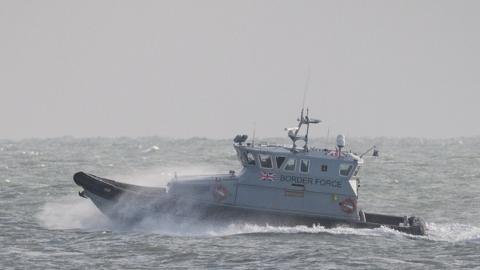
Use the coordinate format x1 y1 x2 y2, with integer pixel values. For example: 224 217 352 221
213 183 228 202
339 198 356 214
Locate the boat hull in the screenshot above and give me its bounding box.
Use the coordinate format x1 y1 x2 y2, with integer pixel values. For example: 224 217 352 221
73 172 426 235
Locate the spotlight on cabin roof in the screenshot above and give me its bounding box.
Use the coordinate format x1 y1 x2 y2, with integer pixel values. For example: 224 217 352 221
233 134 248 145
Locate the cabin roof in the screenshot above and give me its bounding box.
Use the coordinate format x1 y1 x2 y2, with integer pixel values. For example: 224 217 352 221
234 144 362 163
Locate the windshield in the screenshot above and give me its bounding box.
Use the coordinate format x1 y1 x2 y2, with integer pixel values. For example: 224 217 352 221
339 163 353 177
243 152 256 166
353 166 361 176
259 154 273 168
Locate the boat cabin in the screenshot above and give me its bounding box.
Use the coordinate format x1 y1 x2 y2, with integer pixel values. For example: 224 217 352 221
235 145 362 181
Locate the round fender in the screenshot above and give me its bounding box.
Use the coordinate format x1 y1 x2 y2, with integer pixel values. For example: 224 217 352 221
339 198 357 214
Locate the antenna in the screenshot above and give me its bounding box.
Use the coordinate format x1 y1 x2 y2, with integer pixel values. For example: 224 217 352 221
326 126 330 147
360 145 378 158
293 67 311 141
251 122 256 147
301 66 311 110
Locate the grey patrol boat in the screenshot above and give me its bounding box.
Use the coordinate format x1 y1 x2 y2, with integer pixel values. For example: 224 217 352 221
74 109 426 236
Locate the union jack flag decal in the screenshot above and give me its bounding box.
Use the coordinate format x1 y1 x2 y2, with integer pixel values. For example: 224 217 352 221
260 171 275 181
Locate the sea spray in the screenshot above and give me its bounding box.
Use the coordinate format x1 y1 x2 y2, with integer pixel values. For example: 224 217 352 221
37 195 110 230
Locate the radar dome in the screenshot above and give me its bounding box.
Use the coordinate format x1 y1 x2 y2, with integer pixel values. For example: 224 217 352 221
336 134 346 148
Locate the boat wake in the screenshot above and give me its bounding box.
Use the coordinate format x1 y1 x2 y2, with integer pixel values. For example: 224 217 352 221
425 222 480 243
37 195 480 243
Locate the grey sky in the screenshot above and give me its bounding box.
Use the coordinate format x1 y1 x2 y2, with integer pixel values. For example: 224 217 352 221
1 0 479 139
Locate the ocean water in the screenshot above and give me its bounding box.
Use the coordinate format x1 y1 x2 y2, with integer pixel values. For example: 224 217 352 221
1 137 480 269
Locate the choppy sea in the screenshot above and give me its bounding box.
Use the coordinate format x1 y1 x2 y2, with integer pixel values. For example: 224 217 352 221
1 137 479 269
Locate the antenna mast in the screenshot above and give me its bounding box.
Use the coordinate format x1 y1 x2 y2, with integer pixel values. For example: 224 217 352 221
293 67 310 141
287 67 321 151
304 108 310 151
301 68 310 150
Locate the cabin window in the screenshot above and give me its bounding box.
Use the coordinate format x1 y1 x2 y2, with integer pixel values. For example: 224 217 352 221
300 159 310 173
276 156 286 169
353 166 361 176
339 163 353 176
244 152 256 166
259 154 273 168
284 158 296 171
321 165 328 172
